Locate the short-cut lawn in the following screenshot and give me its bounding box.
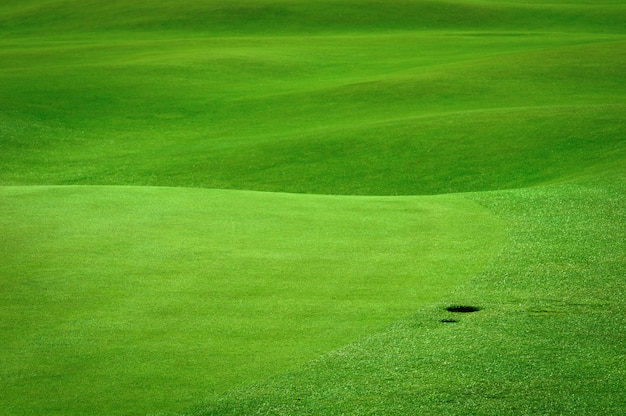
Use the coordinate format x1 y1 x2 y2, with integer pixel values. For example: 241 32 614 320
0 1 624 415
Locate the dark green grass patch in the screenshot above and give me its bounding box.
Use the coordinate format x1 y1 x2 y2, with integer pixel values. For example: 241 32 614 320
1 34 624 194
1 0 625 36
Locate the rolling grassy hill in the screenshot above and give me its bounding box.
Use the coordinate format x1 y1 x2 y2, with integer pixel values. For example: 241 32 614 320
0 1 624 415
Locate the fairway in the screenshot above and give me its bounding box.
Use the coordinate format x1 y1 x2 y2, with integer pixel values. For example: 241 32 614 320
1 1 625 415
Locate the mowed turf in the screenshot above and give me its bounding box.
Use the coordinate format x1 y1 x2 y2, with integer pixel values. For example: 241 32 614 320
0 186 505 415
1 34 624 194
0 0 625 415
192 178 626 416
1 4 625 194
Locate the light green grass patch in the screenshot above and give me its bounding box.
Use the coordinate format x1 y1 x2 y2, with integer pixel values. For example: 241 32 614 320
187 180 626 416
0 185 505 415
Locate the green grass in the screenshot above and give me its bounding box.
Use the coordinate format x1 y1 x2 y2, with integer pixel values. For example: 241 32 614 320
0 1 624 415
193 179 625 415
0 186 504 415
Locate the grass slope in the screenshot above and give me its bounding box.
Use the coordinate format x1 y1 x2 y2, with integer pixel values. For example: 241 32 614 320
0 0 624 415
1 3 625 194
1 0 624 35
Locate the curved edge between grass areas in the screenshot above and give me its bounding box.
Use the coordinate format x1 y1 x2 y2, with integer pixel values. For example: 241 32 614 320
0 1 624 415
0 185 505 415
183 179 626 416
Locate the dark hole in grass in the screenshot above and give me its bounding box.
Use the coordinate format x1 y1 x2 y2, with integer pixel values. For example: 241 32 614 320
446 305 480 313
441 319 458 323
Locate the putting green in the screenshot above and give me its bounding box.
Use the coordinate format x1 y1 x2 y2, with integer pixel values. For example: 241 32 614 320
1 0 624 415
0 185 504 415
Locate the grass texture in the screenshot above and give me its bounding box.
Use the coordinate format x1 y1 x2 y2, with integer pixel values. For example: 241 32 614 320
191 180 626 416
0 1 625 415
0 186 504 415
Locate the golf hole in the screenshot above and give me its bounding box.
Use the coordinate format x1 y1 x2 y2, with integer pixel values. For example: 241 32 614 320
446 305 481 313
440 319 458 323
